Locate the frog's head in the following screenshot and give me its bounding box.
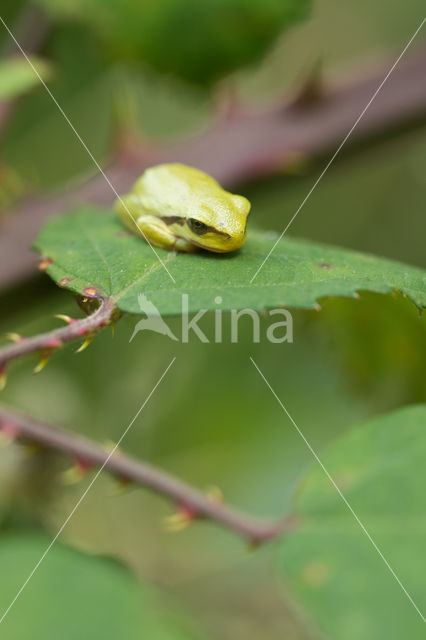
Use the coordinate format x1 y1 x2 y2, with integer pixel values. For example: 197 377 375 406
184 192 251 253
133 163 251 253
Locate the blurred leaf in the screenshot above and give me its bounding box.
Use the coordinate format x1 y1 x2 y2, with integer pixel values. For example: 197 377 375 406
35 0 311 85
0 57 51 100
279 404 426 640
2 25 112 194
33 207 426 314
0 533 201 639
317 293 426 402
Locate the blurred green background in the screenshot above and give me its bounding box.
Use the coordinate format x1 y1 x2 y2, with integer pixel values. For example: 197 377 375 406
0 0 425 638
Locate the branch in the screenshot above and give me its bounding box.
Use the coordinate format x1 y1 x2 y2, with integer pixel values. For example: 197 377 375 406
1 46 426 292
0 297 116 381
0 404 295 544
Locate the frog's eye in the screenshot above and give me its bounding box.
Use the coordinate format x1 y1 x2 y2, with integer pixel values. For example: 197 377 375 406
187 218 209 235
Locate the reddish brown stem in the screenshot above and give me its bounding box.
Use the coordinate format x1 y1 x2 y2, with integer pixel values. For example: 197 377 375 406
0 404 296 544
0 297 116 370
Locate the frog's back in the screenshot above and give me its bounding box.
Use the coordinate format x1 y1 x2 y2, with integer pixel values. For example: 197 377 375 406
135 163 230 217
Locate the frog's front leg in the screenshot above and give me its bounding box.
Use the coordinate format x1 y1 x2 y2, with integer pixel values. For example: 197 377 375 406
134 214 197 251
115 194 196 252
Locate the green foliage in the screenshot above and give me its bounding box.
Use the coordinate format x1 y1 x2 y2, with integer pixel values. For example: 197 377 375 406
0 57 51 100
1 27 112 196
0 534 200 639
1 2 425 638
279 405 426 640
35 0 311 85
33 207 426 314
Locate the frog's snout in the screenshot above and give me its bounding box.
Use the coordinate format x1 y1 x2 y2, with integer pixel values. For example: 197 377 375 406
210 229 246 253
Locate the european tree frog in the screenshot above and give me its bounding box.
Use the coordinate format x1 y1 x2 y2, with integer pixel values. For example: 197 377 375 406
115 163 251 253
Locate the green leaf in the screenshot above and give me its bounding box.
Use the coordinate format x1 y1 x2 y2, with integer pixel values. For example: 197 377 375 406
0 57 51 100
278 405 426 640
0 534 200 639
35 0 311 86
33 207 426 314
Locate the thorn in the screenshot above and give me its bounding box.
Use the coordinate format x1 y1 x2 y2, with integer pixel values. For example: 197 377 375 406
290 58 324 109
221 90 242 122
314 303 322 312
61 457 92 485
33 339 62 373
5 332 22 343
110 321 115 337
164 505 198 532
75 334 94 354
77 457 92 473
0 367 7 391
103 440 121 455
22 442 43 457
247 539 262 552
0 421 19 446
353 292 361 300
61 467 84 485
54 314 74 325
206 485 224 505
33 352 50 373
278 150 310 176
109 476 132 495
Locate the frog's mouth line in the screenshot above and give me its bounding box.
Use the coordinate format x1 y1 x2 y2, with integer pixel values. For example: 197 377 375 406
192 241 230 253
191 228 232 240
190 234 246 253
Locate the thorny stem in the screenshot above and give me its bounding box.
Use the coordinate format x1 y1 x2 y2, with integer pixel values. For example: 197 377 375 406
0 297 116 370
0 404 297 544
